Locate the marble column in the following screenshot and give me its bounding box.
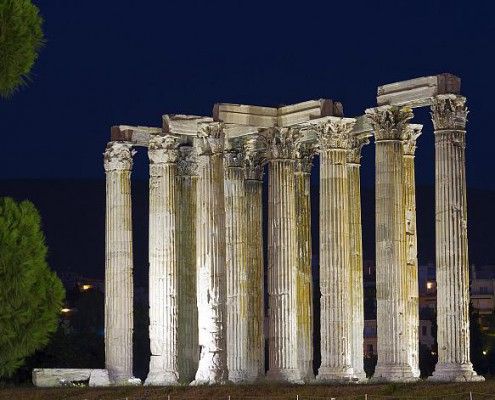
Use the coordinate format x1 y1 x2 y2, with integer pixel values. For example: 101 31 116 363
103 141 135 383
366 106 416 382
267 127 304 383
347 131 371 381
316 118 355 382
192 123 228 385
224 140 250 382
403 125 422 379
294 144 315 381
429 95 483 382
146 134 180 385
176 146 199 383
244 136 267 381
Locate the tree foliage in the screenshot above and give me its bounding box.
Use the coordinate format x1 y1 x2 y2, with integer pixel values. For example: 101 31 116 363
0 0 44 98
0 197 64 378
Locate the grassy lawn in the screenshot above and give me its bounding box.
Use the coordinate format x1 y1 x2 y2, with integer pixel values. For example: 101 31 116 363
1 380 495 400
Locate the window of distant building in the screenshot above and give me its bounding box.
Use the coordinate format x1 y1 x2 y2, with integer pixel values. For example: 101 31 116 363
367 344 373 354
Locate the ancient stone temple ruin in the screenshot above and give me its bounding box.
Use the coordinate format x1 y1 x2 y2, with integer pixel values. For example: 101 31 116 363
33 73 483 387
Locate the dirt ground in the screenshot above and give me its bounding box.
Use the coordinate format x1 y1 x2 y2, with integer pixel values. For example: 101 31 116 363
1 380 495 400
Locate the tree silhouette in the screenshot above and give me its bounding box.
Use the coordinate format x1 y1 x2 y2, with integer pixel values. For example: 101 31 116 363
0 0 44 97
0 197 64 377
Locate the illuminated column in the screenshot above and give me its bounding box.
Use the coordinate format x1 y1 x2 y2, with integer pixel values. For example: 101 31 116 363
244 136 267 381
192 123 228 385
267 128 304 383
347 131 371 381
224 141 250 382
316 118 355 382
176 146 199 383
103 141 135 383
366 106 416 382
294 144 315 381
430 95 484 382
146 134 180 385
403 125 422 379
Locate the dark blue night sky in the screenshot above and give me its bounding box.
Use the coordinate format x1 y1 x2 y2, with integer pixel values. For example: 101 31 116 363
0 0 494 189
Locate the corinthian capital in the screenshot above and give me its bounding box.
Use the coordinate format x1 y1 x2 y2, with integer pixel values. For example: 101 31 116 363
268 127 303 160
224 138 245 168
430 94 468 131
148 134 180 164
196 122 225 155
244 133 268 180
295 141 317 173
347 132 371 164
366 106 413 142
316 117 355 151
403 124 422 156
177 146 198 177
104 141 135 172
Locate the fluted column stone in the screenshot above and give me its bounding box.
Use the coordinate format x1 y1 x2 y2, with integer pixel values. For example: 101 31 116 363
225 141 251 383
347 131 371 381
103 141 135 383
366 106 416 382
403 125 422 378
176 146 199 383
294 144 315 381
316 118 355 382
244 136 267 381
267 128 304 383
429 95 483 382
192 123 229 385
146 134 180 385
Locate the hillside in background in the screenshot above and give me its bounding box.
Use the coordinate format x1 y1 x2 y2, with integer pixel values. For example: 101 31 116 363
0 180 494 287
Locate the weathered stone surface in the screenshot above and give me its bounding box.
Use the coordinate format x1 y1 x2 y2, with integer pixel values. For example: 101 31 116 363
347 130 371 381
103 142 135 383
377 73 460 108
366 106 417 382
429 95 483 382
192 123 229 385
89 369 111 387
146 134 181 386
32 369 111 387
316 118 355 382
403 124 422 378
266 128 305 383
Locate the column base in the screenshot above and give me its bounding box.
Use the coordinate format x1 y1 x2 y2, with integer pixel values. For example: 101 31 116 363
351 370 368 383
191 369 229 385
228 369 263 384
317 366 355 383
266 368 305 384
371 363 418 383
428 363 484 382
145 356 181 386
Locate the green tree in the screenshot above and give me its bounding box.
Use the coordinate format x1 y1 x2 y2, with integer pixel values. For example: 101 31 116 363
0 0 44 97
0 197 64 378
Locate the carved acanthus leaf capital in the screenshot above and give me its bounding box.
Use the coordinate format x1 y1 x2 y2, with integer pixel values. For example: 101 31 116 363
316 118 355 151
268 127 303 160
177 146 198 176
366 106 413 142
403 124 422 156
224 138 246 168
244 133 268 180
294 140 317 173
430 94 468 131
148 134 180 165
104 141 135 172
347 132 371 164
196 122 225 155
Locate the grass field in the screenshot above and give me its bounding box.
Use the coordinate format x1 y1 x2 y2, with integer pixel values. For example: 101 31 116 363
1 380 495 400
